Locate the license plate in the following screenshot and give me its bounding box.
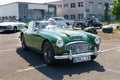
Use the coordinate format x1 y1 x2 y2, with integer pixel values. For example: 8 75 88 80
73 56 91 63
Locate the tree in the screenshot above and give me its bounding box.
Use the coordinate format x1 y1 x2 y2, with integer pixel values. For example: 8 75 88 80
111 0 120 20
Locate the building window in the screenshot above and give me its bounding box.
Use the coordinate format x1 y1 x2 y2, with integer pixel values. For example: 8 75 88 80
98 3 102 8
64 15 69 19
71 15 76 20
71 3 75 8
86 9 89 13
2 17 4 21
64 4 68 8
78 2 83 7
78 14 83 20
89 2 93 7
58 4 62 8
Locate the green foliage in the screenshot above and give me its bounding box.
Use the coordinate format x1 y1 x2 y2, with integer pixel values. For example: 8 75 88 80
111 0 120 20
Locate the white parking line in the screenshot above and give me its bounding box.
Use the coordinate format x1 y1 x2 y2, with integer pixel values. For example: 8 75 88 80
107 69 120 74
102 43 119 46
16 64 47 73
0 49 16 53
0 44 20 48
102 46 120 52
0 64 47 78
102 40 120 42
0 38 19 41
13 64 120 76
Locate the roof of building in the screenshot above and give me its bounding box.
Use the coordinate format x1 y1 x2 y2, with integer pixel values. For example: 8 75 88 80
0 1 56 7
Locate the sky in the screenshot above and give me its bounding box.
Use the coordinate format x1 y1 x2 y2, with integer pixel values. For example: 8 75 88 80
0 0 59 5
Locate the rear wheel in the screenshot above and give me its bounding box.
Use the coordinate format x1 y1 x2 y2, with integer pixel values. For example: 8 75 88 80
21 35 27 50
43 41 55 65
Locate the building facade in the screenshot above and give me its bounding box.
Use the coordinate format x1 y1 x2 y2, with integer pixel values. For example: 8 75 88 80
50 0 112 20
0 2 56 21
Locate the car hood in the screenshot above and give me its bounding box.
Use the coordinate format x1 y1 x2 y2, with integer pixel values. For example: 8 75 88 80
42 29 82 36
0 22 25 26
40 29 96 43
0 22 17 26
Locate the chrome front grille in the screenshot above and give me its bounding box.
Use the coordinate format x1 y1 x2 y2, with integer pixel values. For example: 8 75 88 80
65 41 91 53
0 26 8 29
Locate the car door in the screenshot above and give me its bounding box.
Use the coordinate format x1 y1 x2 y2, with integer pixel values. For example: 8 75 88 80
24 21 34 47
30 31 43 52
30 22 43 52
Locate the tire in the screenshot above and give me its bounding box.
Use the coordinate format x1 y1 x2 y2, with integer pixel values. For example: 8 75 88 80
21 35 28 50
84 27 98 34
99 26 102 29
13 26 17 32
117 26 119 29
102 27 113 33
99 25 102 29
43 41 55 65
81 26 84 30
66 23 70 26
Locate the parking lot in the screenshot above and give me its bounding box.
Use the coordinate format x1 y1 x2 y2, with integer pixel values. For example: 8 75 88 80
0 31 120 80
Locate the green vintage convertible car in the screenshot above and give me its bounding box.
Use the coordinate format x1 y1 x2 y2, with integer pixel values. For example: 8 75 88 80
20 21 101 65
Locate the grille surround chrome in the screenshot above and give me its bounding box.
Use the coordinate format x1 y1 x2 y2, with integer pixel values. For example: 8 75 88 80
0 26 8 29
65 41 91 53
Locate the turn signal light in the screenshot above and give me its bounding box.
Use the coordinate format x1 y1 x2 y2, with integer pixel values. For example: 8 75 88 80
58 49 62 54
96 46 99 51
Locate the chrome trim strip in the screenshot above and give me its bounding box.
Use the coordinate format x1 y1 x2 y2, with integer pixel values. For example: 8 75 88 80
65 41 90 47
54 48 101 60
65 41 91 51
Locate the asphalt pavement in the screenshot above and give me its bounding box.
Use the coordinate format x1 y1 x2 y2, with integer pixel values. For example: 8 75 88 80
0 31 120 80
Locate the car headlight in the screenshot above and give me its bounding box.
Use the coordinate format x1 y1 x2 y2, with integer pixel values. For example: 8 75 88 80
95 37 101 44
56 39 64 48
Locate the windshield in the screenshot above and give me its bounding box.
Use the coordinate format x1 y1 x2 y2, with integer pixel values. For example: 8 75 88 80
40 21 68 30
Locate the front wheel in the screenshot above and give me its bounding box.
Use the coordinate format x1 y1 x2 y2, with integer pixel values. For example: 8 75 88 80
43 41 55 65
13 26 17 32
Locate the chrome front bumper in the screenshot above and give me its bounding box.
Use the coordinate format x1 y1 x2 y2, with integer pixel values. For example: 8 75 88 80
54 47 101 60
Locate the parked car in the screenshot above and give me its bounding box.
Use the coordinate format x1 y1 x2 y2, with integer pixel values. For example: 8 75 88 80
20 21 101 65
92 21 103 29
72 21 88 30
87 18 103 29
0 22 26 32
72 21 98 34
116 24 120 29
48 17 74 26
